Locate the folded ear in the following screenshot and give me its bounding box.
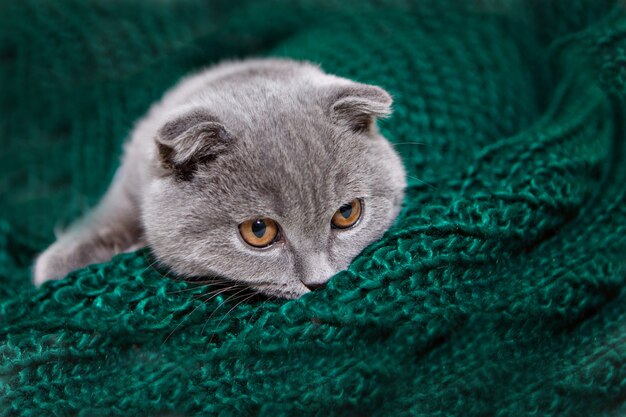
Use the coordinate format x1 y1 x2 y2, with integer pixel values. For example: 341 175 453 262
156 109 234 180
329 83 393 133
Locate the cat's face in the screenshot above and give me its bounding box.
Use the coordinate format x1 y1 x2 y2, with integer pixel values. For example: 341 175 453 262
142 72 405 298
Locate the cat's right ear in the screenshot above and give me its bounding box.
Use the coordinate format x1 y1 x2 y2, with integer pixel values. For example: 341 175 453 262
156 109 234 180
328 83 393 134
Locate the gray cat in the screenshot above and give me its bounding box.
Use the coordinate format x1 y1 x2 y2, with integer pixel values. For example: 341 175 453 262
34 59 406 299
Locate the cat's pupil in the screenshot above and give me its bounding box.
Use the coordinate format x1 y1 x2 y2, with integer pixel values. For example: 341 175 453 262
339 203 353 219
252 219 266 238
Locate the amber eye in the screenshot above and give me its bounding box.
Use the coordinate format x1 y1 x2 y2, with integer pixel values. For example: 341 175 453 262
239 218 280 248
331 199 362 229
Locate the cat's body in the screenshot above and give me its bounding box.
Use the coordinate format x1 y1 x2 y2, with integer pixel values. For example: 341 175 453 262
34 59 406 298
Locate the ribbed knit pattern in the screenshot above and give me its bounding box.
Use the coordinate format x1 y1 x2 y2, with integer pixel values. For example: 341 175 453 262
1 1 626 416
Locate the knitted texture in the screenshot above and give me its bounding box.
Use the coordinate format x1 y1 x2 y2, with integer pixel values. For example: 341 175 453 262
1 0 626 416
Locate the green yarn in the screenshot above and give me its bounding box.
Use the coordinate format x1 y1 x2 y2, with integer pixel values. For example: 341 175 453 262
1 0 626 416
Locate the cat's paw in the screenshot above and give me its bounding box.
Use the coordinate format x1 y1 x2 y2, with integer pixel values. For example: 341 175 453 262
33 223 144 286
33 231 138 286
33 241 79 286
33 237 101 285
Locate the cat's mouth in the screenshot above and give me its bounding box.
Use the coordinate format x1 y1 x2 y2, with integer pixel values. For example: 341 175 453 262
248 280 314 299
183 276 316 301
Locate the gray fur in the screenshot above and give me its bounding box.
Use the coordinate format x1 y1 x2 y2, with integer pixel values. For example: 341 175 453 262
34 59 406 299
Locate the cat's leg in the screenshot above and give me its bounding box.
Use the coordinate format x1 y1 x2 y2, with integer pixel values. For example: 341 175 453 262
33 171 143 285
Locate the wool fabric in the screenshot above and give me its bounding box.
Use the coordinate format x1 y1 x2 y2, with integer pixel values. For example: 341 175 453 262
1 0 626 416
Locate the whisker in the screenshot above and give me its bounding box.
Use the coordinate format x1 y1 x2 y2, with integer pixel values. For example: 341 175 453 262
137 258 161 278
136 256 183 287
231 291 281 356
206 287 251 321
406 174 437 189
206 292 257 346
161 298 207 345
132 257 179 296
244 291 266 324
196 284 246 303
200 287 252 340
180 278 231 285
222 292 257 319
161 283 246 344
166 279 233 295
392 141 445 149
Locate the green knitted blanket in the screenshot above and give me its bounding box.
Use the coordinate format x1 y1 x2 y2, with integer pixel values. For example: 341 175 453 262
2 1 626 416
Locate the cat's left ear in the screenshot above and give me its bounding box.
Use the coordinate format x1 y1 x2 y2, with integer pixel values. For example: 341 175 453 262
329 83 393 133
156 108 234 180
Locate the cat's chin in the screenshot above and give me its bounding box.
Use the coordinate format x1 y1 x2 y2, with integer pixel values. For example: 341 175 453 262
249 282 311 300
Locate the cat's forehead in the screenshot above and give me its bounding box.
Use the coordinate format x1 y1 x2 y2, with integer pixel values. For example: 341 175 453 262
180 62 389 221
203 83 369 191
194 123 371 224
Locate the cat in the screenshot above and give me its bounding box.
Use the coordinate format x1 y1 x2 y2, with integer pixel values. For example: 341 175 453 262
33 58 406 299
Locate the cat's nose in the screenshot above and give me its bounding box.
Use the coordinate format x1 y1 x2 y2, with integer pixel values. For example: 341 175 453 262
297 250 334 291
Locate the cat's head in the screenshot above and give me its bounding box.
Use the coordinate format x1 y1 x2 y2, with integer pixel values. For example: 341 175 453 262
143 63 406 299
